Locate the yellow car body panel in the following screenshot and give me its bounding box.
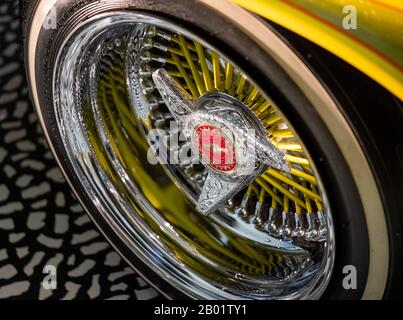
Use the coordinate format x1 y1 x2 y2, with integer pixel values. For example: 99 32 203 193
232 0 403 100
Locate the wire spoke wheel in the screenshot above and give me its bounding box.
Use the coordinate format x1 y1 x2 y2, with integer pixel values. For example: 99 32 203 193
24 0 399 300
51 14 334 299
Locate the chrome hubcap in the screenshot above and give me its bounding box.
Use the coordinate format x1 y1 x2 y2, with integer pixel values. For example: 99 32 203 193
152 68 289 214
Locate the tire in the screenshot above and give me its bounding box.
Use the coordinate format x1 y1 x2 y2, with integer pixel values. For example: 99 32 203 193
269 24 403 299
21 0 402 299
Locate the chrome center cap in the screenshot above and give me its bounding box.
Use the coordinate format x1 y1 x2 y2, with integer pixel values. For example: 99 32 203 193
152 69 289 214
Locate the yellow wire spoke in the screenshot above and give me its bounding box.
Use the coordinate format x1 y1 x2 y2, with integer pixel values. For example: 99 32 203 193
285 154 310 166
171 53 199 98
194 42 213 91
283 193 289 213
171 35 197 52
246 184 254 197
266 169 322 203
167 70 184 78
252 100 271 115
260 175 307 210
271 188 278 209
271 129 294 139
250 183 260 196
294 196 301 214
276 142 303 152
264 114 282 127
211 52 222 91
290 168 317 185
247 87 259 103
236 74 247 98
258 188 266 203
178 35 206 95
166 45 189 57
302 181 313 213
255 178 283 207
224 62 234 95
165 57 191 70
311 184 323 211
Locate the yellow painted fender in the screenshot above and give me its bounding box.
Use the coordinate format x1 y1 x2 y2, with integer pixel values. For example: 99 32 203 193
232 0 403 100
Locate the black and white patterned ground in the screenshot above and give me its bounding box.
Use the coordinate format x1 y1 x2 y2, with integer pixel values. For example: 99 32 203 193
0 0 160 300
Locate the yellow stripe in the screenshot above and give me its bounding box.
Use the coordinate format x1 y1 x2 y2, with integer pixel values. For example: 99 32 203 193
231 0 403 100
370 0 403 11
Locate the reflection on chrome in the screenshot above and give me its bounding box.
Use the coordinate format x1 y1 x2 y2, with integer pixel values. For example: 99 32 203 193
152 68 290 215
53 13 335 299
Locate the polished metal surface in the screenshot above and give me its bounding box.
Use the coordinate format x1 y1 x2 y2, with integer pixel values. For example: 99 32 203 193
52 12 335 299
152 68 289 214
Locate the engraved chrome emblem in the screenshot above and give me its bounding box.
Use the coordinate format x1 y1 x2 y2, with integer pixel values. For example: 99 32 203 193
152 69 290 215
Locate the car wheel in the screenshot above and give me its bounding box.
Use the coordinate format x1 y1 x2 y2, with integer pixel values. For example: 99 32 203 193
22 0 402 299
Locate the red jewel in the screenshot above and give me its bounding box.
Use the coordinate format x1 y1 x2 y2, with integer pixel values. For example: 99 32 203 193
195 124 236 172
